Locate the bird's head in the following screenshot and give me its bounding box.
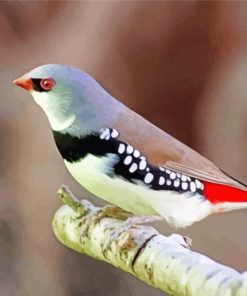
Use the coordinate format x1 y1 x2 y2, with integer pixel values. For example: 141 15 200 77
13 64 122 135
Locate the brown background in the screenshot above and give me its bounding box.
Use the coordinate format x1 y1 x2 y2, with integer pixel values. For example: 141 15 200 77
0 1 247 296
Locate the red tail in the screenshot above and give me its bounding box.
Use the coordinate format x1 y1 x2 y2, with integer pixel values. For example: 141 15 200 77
203 182 247 204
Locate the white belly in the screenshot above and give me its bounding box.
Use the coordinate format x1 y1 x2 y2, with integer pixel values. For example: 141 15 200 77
64 154 156 215
64 154 213 228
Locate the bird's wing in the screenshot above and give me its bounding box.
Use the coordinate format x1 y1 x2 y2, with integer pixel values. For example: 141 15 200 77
115 108 247 191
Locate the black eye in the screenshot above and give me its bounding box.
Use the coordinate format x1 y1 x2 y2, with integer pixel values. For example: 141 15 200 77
40 78 56 90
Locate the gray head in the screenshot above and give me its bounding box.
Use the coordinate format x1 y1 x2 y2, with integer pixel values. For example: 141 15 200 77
13 64 125 135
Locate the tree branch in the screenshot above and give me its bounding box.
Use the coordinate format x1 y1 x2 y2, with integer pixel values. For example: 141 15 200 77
52 185 247 296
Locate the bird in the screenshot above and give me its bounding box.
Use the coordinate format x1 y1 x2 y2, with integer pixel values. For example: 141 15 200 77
13 64 247 229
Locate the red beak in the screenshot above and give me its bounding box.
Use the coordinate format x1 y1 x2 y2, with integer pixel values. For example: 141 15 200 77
12 75 33 91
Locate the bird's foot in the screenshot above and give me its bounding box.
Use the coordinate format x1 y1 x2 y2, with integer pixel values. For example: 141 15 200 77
80 204 129 237
103 215 163 251
169 234 192 249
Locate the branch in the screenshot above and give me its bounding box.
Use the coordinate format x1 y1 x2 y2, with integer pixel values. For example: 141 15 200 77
52 186 247 296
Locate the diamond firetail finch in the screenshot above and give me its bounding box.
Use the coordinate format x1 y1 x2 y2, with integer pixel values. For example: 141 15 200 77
13 64 247 228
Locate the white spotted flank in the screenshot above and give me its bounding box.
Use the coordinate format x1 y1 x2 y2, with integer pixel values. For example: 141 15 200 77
124 155 132 165
144 173 154 184
190 182 196 192
159 176 165 185
129 163 138 173
118 143 125 154
111 129 119 138
100 128 110 140
139 159 147 170
174 179 180 187
166 179 172 186
133 149 140 158
181 175 187 182
170 172 176 180
182 182 188 190
126 145 134 154
195 179 202 189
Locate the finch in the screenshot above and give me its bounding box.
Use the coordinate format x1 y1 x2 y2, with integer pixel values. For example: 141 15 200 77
13 64 247 228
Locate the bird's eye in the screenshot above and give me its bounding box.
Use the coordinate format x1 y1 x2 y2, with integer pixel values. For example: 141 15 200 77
40 78 56 91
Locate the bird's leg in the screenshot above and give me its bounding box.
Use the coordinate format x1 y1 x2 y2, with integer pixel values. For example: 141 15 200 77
80 203 129 237
103 215 164 251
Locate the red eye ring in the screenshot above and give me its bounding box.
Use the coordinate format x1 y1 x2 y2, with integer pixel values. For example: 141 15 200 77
40 78 56 91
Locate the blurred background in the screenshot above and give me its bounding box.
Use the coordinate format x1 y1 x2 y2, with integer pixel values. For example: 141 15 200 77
0 1 247 295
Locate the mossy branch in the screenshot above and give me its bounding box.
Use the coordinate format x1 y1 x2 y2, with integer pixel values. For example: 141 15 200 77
52 185 247 296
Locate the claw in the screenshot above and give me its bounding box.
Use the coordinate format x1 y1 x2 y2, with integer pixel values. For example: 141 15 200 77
80 205 129 237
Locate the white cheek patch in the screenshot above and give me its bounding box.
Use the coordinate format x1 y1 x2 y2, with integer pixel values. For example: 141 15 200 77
32 91 49 110
31 91 75 131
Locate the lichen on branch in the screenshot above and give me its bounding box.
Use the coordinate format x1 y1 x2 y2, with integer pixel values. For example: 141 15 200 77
52 185 247 296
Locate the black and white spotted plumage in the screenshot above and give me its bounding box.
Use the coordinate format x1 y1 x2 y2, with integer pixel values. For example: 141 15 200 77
53 127 205 197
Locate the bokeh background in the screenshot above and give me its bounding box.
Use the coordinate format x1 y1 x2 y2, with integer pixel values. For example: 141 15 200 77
0 1 247 295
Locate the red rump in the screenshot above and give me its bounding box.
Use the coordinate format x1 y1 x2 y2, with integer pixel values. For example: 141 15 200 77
203 181 247 203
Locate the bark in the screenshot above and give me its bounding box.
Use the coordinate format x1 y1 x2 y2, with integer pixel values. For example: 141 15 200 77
52 186 247 296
